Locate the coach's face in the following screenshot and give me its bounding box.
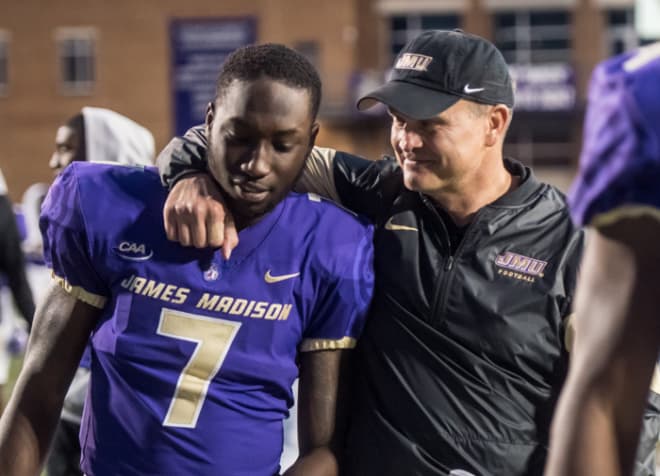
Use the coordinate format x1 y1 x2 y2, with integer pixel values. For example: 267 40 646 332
389 100 493 199
205 77 319 228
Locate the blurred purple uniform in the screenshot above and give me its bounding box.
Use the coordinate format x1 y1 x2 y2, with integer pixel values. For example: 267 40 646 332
40 162 374 476
569 43 660 227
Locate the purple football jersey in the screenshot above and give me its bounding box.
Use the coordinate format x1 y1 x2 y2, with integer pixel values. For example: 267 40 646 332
569 43 660 227
40 162 374 476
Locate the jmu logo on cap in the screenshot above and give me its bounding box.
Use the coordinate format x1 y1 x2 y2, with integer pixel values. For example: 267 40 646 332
396 53 433 72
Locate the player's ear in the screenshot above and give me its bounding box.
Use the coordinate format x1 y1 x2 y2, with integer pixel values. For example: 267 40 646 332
308 122 320 151
205 102 215 137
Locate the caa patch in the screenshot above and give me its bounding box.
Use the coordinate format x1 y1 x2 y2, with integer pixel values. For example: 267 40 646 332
114 241 153 262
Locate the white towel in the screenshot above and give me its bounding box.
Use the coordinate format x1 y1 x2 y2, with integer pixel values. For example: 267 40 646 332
0 168 7 195
82 107 155 166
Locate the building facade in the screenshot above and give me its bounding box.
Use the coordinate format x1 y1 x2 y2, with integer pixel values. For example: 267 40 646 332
0 0 648 200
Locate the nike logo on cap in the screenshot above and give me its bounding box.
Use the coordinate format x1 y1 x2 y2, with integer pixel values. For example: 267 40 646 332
463 84 485 94
264 270 300 283
384 217 418 232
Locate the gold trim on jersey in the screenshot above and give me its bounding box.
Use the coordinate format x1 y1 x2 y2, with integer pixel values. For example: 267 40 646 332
51 272 107 308
590 205 660 229
299 336 357 352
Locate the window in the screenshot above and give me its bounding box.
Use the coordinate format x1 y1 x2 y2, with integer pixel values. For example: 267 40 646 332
504 112 578 166
56 27 96 95
605 8 639 55
493 10 571 64
389 14 460 58
0 31 9 96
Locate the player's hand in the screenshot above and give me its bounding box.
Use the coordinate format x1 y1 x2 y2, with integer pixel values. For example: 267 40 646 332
163 173 239 258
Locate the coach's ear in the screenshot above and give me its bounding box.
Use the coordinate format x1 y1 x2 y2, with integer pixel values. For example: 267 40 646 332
205 102 215 136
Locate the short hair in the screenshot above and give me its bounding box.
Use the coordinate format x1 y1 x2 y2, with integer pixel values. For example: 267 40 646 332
465 101 514 134
466 101 490 118
215 43 322 119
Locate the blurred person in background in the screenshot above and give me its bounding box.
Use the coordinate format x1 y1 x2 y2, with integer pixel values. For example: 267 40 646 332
0 168 35 411
157 30 584 475
20 183 50 263
45 107 154 476
50 108 154 176
545 42 660 476
17 183 52 316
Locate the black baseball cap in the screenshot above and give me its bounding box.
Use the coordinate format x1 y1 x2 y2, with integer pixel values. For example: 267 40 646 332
357 29 514 119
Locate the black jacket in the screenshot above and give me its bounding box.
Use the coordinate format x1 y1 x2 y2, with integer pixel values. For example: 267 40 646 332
159 134 583 476
0 194 35 326
331 152 582 476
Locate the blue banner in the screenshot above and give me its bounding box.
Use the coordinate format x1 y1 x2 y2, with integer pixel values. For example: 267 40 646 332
170 18 256 135
508 63 576 112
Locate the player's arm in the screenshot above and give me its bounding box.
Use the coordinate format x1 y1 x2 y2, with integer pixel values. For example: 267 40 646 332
0 282 100 476
283 349 351 476
282 220 374 476
157 126 385 251
545 215 660 476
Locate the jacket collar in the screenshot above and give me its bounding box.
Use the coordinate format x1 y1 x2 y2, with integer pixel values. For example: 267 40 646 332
484 157 545 209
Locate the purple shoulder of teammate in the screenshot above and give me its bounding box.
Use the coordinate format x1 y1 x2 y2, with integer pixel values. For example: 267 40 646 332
569 42 660 227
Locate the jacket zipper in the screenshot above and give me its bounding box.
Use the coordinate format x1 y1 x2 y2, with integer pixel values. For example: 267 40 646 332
422 197 451 323
429 207 484 327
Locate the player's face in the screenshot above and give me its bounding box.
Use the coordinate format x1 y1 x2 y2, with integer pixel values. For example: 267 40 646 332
50 125 84 175
206 78 319 227
389 100 491 198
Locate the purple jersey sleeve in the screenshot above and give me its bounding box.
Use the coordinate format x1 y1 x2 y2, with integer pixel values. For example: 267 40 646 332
40 165 108 308
300 224 374 352
569 44 660 227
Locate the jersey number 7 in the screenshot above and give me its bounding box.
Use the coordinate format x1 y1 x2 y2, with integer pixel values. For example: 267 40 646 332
157 308 242 428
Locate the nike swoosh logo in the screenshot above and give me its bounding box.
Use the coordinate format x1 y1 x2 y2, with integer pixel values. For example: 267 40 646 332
264 270 300 283
116 251 154 262
384 217 418 232
463 84 485 94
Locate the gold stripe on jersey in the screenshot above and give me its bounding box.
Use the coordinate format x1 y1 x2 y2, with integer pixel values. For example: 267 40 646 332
590 205 660 229
299 336 357 352
51 272 107 308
